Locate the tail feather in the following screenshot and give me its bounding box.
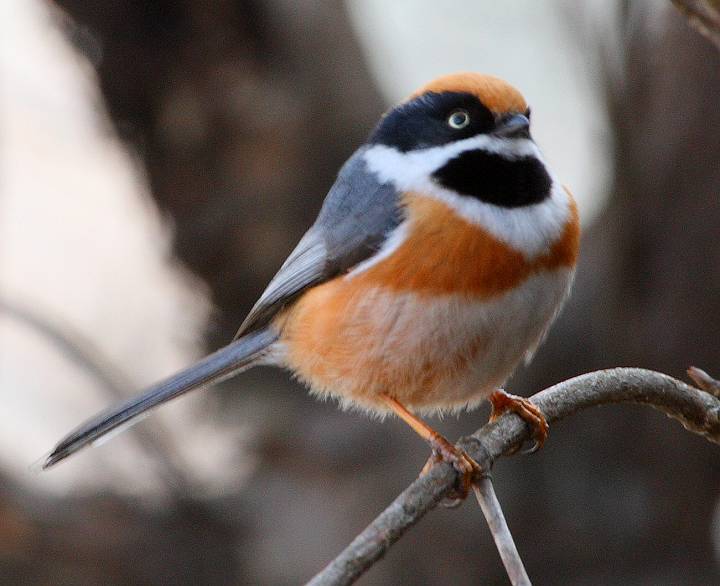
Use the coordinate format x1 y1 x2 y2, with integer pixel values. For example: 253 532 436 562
43 328 277 469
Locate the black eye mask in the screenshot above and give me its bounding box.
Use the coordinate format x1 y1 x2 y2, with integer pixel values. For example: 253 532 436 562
369 91 496 152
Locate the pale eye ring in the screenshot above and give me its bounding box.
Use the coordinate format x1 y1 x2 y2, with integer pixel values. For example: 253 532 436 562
447 109 471 129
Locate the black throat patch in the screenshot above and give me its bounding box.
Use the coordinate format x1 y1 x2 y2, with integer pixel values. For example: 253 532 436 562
432 149 552 208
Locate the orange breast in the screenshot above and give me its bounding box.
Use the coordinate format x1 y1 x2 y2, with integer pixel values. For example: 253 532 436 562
355 193 579 298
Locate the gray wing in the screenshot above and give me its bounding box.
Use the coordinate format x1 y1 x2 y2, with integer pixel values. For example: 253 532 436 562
235 148 402 337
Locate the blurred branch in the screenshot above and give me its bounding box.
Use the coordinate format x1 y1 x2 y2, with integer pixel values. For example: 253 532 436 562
0 298 134 400
308 367 720 586
673 0 720 49
0 298 195 493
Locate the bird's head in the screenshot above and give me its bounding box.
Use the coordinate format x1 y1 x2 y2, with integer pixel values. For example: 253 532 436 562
370 72 531 152
366 72 550 209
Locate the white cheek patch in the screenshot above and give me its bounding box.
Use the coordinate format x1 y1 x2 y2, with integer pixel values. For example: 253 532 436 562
363 138 572 259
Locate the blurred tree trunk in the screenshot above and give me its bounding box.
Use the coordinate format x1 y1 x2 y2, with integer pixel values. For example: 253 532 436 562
55 0 385 341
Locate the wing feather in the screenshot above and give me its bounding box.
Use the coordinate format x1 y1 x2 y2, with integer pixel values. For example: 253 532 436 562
235 149 401 338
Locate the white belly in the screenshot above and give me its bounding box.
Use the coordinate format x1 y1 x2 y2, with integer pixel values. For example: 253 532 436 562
278 267 574 414
407 268 574 412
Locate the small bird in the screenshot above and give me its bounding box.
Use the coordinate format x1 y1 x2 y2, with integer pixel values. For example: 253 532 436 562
44 73 580 495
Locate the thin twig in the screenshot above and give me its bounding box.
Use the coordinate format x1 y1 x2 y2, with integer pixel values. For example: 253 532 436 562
472 477 531 586
672 0 720 50
308 367 720 586
688 366 720 397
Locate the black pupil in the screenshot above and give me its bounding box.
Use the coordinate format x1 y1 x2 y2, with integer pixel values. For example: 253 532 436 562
451 112 467 126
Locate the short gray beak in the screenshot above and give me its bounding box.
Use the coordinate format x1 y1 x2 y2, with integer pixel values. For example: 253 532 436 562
494 113 530 139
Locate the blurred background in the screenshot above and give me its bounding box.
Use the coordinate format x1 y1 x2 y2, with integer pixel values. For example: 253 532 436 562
1 0 719 584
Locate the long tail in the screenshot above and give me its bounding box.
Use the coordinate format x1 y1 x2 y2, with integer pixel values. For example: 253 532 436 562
43 328 278 469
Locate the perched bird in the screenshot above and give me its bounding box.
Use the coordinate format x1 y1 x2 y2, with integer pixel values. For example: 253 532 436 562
44 73 580 495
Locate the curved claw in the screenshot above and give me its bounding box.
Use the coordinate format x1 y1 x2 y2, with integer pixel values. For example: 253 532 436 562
520 440 541 455
420 439 483 505
489 390 549 453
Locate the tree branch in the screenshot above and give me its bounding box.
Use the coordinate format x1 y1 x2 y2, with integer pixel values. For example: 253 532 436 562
672 0 720 50
472 478 530 586
308 367 720 586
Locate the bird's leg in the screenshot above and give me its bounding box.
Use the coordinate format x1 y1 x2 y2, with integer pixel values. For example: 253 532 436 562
489 389 549 454
380 394 482 501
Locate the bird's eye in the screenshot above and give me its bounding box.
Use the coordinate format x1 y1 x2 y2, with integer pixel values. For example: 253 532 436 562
447 110 470 129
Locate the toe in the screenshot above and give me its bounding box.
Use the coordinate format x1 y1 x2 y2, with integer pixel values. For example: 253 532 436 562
421 440 482 502
488 390 549 452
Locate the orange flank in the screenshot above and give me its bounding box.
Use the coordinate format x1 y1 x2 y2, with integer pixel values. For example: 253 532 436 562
407 72 528 115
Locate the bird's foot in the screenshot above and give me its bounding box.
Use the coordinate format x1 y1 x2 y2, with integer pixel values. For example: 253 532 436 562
379 393 482 506
489 389 548 454
420 432 482 507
